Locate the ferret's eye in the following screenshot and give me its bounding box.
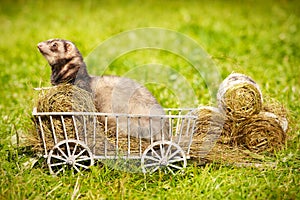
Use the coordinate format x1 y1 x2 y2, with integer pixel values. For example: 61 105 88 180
50 42 58 52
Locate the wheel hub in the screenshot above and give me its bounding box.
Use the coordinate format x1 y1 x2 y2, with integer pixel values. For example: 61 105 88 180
160 157 168 166
67 156 75 165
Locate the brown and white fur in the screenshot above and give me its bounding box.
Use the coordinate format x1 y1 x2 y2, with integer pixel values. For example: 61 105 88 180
37 39 168 141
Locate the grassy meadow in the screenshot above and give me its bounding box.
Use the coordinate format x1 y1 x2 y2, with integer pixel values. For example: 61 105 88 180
0 0 299 199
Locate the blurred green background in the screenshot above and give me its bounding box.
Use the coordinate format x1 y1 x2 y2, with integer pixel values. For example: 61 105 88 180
0 0 299 199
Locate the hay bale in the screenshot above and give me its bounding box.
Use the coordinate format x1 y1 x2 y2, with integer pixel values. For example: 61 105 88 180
205 110 288 162
188 106 226 158
189 104 288 163
36 85 96 113
33 84 103 151
217 73 263 121
234 112 287 153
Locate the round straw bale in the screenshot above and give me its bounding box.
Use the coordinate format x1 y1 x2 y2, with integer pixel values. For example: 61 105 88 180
234 112 286 153
217 73 263 121
188 106 226 158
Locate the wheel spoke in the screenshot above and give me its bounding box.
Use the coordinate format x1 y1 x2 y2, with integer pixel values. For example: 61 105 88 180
57 146 68 159
74 162 90 169
166 166 175 175
165 144 172 157
65 141 71 157
168 157 185 164
150 148 162 160
150 166 160 174
144 162 161 168
168 163 183 170
75 156 92 163
74 148 87 159
49 162 66 167
72 142 79 157
50 155 67 162
160 143 165 157
54 166 65 175
73 165 81 173
143 155 160 162
168 149 181 160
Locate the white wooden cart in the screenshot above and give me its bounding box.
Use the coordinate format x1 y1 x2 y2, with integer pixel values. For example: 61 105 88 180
33 108 197 175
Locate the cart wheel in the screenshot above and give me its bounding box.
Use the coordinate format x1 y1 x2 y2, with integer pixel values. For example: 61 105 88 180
141 141 186 174
47 139 94 175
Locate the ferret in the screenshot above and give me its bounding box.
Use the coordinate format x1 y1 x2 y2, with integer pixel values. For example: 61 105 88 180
37 39 169 141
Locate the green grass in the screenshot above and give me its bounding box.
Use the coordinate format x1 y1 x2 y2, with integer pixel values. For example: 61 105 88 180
0 0 299 199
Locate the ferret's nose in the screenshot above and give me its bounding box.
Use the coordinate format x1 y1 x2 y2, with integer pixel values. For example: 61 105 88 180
37 42 45 52
37 42 42 48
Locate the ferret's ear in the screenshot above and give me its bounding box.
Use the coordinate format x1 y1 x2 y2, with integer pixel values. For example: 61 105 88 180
65 41 74 52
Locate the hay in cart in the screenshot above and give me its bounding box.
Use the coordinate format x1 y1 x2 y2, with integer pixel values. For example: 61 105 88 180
33 84 106 152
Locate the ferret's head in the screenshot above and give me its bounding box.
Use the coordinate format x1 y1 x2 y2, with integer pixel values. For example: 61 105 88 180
37 39 81 66
37 39 88 86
